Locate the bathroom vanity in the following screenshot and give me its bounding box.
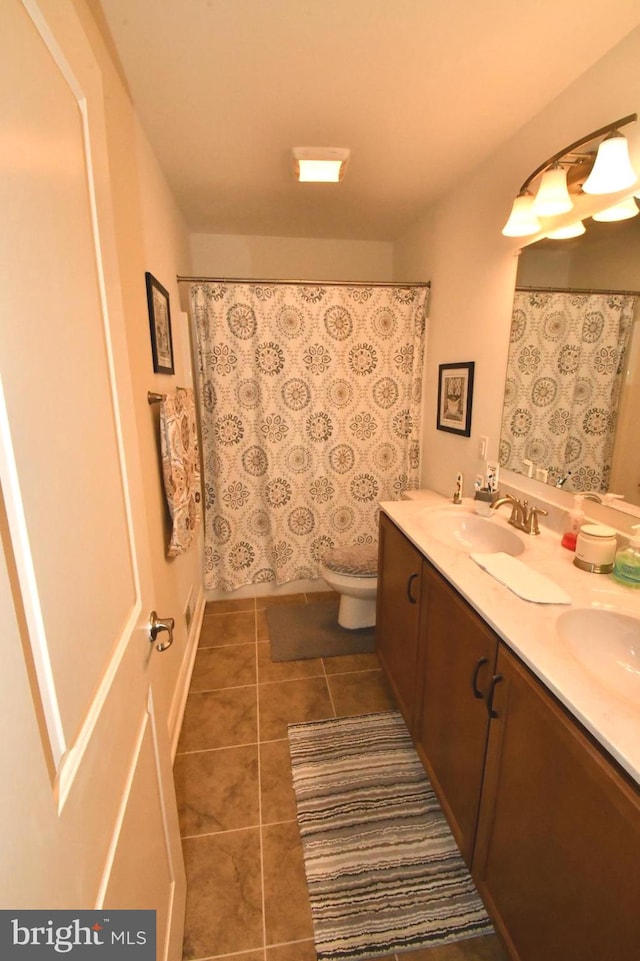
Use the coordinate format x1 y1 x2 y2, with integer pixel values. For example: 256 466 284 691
376 499 640 961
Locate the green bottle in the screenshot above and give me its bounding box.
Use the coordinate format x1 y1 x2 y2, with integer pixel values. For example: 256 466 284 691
612 525 640 588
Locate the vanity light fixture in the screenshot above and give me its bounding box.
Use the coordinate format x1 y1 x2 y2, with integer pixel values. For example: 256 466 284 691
545 220 586 239
591 195 639 222
501 190 542 237
532 163 573 216
582 131 638 194
292 147 350 183
502 113 638 238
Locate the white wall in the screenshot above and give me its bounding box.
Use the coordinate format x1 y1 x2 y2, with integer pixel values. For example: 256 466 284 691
190 232 394 282
394 26 640 503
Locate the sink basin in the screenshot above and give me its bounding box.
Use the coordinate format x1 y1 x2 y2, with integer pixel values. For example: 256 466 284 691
557 608 640 703
416 510 525 557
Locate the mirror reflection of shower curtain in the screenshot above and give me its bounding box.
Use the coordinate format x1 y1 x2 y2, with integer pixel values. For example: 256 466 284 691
191 282 428 591
499 290 636 493
609 307 640 505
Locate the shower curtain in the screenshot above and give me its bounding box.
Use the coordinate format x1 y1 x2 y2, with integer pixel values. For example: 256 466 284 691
499 290 636 492
191 282 428 591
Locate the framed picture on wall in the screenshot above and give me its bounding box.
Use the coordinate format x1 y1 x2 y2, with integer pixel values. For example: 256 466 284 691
145 271 174 374
436 361 474 436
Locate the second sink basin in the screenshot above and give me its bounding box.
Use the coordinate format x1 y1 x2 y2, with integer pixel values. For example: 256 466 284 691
416 509 525 556
557 607 640 704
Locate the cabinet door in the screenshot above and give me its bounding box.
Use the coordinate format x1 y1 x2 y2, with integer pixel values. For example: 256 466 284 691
375 513 423 730
474 645 640 961
416 565 498 866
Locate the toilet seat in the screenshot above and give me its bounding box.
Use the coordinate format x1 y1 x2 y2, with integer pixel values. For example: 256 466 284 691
320 544 378 630
322 544 378 578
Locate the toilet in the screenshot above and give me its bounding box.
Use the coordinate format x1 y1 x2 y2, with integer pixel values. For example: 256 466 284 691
319 544 378 630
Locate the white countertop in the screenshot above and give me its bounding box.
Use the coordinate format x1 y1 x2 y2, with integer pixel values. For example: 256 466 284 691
382 493 640 784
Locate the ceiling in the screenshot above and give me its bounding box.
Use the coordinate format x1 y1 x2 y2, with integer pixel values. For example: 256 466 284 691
94 1 640 241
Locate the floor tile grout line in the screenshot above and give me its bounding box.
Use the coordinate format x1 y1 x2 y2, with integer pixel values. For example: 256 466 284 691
186 681 258 695
257 674 336 688
176 732 293 758
175 739 259 757
182 948 265 961
196 635 257 646
260 935 316 951
180 823 263 841
322 658 338 718
181 813 298 843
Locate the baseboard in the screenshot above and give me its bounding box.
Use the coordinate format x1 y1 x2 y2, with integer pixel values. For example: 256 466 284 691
169 583 205 761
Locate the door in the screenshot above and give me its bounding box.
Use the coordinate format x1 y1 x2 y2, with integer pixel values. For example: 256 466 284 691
415 565 498 866
473 645 640 961
0 1 185 957
375 513 423 731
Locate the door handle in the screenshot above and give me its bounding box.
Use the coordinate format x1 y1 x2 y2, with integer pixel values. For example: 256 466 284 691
486 673 504 718
471 656 489 699
406 572 419 604
148 611 175 652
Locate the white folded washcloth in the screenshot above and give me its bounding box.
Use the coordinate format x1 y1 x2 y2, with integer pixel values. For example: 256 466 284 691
470 552 572 605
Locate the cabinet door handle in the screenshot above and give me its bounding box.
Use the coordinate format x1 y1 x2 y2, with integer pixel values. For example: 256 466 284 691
406 572 419 604
486 673 504 718
471 656 489 699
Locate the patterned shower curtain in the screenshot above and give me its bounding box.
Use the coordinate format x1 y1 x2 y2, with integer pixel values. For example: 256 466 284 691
191 282 428 591
499 290 636 493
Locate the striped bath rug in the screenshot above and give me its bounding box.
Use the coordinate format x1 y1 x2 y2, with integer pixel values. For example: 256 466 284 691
288 710 493 961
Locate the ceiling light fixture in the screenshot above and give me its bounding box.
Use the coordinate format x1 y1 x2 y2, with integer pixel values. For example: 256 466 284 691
502 113 638 238
292 147 350 183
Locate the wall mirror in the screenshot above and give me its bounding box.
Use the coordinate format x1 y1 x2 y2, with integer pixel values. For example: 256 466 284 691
499 211 640 508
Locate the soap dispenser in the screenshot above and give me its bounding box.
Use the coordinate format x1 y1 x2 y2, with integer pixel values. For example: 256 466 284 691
612 525 640 588
561 494 585 551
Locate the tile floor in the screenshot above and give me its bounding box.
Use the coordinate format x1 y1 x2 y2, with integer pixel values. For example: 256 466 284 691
174 592 508 961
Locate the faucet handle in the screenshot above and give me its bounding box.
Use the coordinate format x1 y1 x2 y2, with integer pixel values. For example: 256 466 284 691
525 506 548 535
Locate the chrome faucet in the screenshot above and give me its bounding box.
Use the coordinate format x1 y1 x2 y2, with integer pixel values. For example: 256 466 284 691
490 493 548 535
575 490 603 504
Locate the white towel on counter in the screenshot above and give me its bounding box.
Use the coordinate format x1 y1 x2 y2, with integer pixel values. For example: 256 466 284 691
160 387 202 557
470 552 572 605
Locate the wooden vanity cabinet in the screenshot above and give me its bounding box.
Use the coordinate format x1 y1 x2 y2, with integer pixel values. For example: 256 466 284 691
415 563 498 866
375 513 424 731
377 518 640 961
473 643 640 961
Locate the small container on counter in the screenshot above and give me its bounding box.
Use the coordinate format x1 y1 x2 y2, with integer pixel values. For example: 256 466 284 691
474 489 495 517
573 523 618 574
612 525 640 588
452 472 464 505
561 494 585 552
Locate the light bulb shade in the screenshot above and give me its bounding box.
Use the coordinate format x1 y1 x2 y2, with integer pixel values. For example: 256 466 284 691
533 164 573 216
502 193 541 237
591 195 639 222
545 221 586 239
582 133 638 194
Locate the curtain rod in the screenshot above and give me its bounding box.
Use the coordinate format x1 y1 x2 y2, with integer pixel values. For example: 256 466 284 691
516 284 640 297
177 275 430 289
